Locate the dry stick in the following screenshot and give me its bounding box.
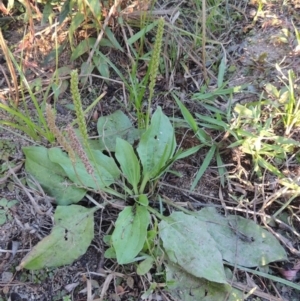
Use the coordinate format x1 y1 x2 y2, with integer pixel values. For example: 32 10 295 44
81 73 127 107
261 186 289 211
231 281 287 301
261 218 300 256
0 248 31 253
0 64 12 104
0 29 19 105
9 165 49 216
86 0 123 67
22 0 35 43
227 3 248 21
169 30 216 80
0 162 23 184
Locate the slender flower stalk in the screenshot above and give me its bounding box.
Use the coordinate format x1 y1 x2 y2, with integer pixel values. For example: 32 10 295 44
70 70 89 149
65 124 94 175
46 104 76 162
146 17 165 128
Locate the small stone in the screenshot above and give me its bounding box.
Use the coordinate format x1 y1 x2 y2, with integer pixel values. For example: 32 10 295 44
1 271 13 282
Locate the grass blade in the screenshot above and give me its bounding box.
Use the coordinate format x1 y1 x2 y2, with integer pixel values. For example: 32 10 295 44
191 144 216 191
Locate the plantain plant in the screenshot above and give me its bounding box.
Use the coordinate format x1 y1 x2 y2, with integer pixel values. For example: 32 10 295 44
18 70 290 300
20 69 197 266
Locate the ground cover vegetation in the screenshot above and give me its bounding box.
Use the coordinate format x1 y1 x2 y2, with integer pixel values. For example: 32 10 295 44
1 0 300 300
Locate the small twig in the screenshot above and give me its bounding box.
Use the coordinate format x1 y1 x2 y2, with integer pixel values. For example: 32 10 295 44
9 166 49 215
0 29 19 105
86 0 123 66
0 64 12 104
0 249 30 253
261 219 300 256
0 162 23 184
231 280 287 301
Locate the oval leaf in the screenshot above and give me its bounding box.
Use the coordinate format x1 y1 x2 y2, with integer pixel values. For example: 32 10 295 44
23 146 86 205
48 147 119 190
137 256 154 275
18 205 96 270
196 207 287 267
97 110 140 151
112 205 150 264
137 107 176 180
166 262 243 301
159 212 227 284
115 138 140 191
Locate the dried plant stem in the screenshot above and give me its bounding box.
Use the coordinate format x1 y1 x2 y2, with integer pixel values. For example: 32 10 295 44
0 29 19 105
65 125 94 175
46 104 76 162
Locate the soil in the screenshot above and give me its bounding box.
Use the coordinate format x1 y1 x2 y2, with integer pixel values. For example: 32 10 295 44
1 1 300 301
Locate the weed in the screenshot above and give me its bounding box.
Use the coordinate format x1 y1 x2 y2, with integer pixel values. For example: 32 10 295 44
19 83 289 300
2 1 298 300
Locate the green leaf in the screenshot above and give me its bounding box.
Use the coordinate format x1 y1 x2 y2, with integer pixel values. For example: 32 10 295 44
192 84 248 100
80 61 95 84
93 53 110 78
104 27 123 51
191 144 216 191
0 198 18 225
138 194 149 206
43 44 66 67
59 0 71 24
141 283 157 300
142 229 157 252
0 211 6 226
217 55 226 88
104 247 116 259
71 38 123 62
42 2 53 24
166 262 243 301
137 107 176 181
18 205 97 270
195 113 228 128
216 149 226 187
196 207 287 267
137 256 154 275
23 146 86 205
0 198 18 209
87 0 101 17
265 83 279 98
69 12 85 37
172 145 201 160
159 212 227 284
195 128 211 145
234 103 253 118
172 97 211 144
112 205 150 264
48 147 119 190
115 138 140 192
127 20 159 45
71 38 96 61
97 110 140 151
257 155 284 177
173 93 198 133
